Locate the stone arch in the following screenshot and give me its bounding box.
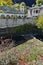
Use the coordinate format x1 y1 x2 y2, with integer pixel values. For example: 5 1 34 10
11 15 14 19
6 15 10 19
0 15 5 19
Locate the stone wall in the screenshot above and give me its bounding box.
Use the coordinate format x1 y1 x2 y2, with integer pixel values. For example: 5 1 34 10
0 18 36 28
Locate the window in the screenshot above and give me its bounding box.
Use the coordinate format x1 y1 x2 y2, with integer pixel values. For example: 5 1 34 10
34 10 35 13
36 10 40 13
33 9 40 14
36 10 38 13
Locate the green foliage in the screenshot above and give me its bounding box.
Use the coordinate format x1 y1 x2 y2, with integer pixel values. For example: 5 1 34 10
25 53 38 62
6 23 36 34
14 24 33 34
36 0 43 6
35 15 43 31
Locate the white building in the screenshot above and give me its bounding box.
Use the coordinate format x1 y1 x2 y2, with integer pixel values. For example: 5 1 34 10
0 5 43 18
0 4 25 18
27 5 43 18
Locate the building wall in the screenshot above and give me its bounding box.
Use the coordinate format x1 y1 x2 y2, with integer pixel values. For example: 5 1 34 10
27 6 43 17
27 9 32 17
40 8 43 15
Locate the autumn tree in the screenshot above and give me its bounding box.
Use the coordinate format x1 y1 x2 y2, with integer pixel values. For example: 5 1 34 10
0 0 14 5
35 15 43 31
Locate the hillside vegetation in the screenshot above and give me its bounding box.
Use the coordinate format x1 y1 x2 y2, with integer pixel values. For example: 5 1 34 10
0 39 43 65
